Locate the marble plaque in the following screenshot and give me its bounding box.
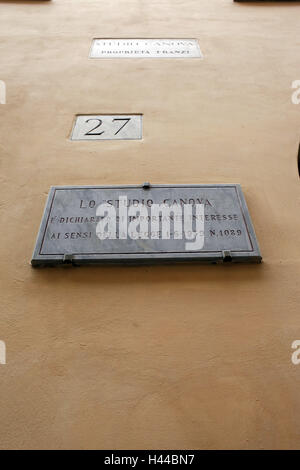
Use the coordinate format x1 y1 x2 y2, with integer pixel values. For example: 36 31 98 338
90 39 203 59
31 184 262 267
71 115 142 140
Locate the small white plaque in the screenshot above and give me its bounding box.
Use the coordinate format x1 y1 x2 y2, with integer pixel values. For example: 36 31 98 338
71 115 142 141
90 39 203 59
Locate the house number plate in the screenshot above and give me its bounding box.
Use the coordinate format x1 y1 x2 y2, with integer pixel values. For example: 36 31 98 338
71 115 143 141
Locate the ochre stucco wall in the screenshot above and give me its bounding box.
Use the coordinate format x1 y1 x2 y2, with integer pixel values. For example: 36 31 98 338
0 0 300 449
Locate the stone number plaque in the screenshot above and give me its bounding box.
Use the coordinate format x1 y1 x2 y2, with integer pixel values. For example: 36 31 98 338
90 39 203 59
71 115 142 141
31 184 262 267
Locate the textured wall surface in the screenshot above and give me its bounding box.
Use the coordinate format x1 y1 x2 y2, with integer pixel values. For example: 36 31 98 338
0 0 300 449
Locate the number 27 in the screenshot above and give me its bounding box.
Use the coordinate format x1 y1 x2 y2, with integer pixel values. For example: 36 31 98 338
85 118 131 136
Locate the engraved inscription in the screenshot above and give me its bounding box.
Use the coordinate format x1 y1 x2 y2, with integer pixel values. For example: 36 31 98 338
90 39 203 59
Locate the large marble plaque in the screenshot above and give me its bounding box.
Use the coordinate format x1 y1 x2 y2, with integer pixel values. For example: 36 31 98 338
31 184 261 267
90 39 203 59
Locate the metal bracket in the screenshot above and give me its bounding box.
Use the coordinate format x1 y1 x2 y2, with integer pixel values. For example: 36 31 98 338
222 250 232 263
63 254 74 265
